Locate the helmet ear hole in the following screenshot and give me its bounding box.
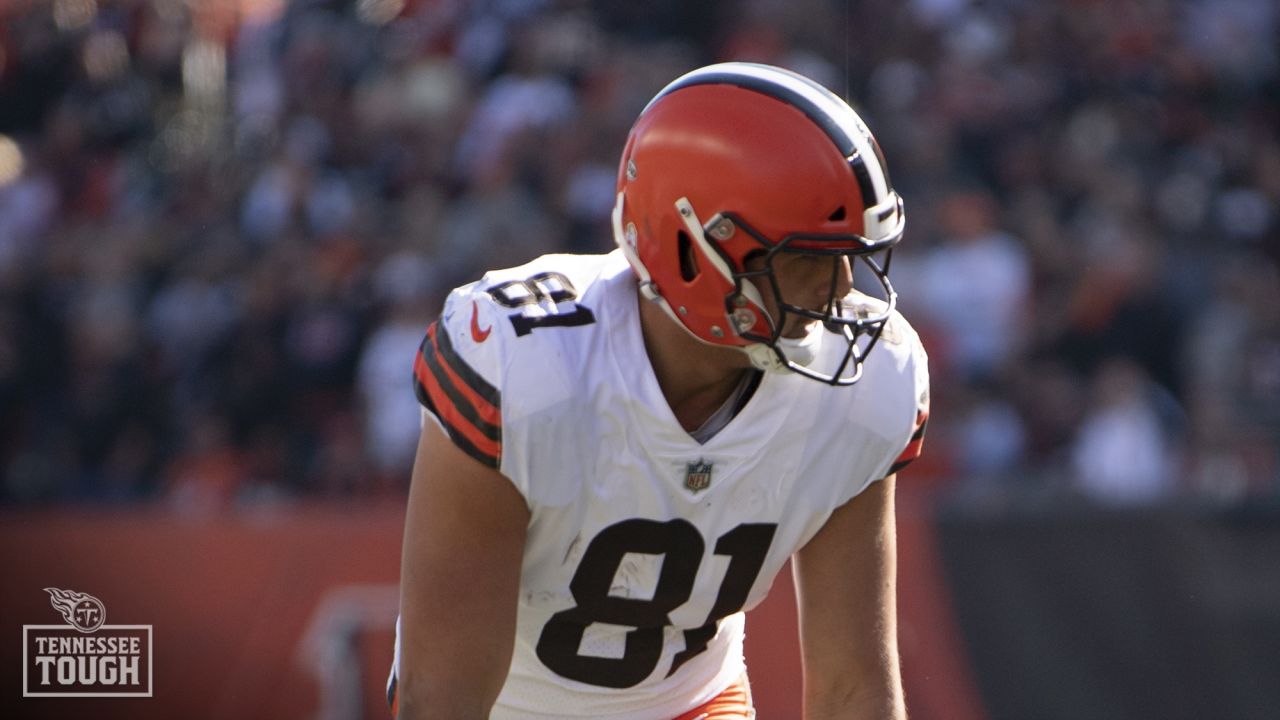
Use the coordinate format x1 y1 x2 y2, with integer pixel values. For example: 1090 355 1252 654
828 206 847 221
677 230 699 281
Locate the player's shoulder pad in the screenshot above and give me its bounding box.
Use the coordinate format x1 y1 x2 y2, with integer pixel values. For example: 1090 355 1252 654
880 307 929 407
873 308 929 474
418 254 616 466
843 294 929 410
439 253 614 376
827 300 928 450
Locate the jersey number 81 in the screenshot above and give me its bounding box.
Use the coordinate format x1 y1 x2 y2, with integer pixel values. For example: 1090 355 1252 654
535 519 777 688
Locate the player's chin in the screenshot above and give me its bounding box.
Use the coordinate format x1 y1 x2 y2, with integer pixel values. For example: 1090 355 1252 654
780 318 819 339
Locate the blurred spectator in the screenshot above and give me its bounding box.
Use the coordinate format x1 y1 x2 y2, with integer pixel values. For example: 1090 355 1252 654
0 138 58 271
164 414 246 515
1183 257 1280 500
0 0 1276 508
1071 358 1183 506
906 188 1031 382
951 382 1027 482
357 250 441 482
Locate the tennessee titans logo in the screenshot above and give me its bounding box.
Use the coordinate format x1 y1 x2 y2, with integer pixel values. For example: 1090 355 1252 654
685 460 713 492
44 588 106 633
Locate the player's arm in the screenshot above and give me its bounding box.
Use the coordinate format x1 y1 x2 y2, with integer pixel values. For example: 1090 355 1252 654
792 473 907 720
396 420 530 719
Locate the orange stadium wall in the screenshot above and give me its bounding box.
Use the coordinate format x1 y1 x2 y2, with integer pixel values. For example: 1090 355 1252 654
1 497 982 720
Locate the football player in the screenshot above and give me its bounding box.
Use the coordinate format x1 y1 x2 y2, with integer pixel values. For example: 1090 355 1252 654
391 62 928 719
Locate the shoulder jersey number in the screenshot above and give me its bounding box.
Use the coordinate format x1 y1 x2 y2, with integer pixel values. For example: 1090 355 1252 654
485 271 596 337
535 519 777 688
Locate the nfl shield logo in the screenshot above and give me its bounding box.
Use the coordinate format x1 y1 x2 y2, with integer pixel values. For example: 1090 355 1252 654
685 460 713 492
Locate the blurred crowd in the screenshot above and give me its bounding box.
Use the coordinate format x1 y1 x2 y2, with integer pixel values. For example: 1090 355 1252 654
0 0 1277 510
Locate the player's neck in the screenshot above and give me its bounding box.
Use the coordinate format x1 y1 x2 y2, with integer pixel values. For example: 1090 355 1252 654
637 292 754 433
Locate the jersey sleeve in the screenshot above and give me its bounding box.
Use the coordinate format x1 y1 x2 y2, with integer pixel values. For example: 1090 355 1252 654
888 405 929 475
412 287 507 469
886 325 930 476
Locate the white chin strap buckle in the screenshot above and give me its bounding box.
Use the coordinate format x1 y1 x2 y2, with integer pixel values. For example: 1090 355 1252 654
744 343 789 374
743 323 825 374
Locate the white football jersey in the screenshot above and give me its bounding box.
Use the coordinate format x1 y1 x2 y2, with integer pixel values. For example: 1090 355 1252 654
394 250 929 719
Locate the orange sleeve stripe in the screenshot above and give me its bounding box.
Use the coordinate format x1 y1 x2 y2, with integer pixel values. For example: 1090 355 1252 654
426 323 501 427
912 408 930 438
413 339 503 437
896 437 925 462
889 409 929 474
414 349 502 461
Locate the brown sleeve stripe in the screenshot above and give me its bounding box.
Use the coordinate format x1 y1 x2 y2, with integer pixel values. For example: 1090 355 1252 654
413 322 502 468
889 409 929 475
420 324 501 437
414 344 501 443
415 349 501 467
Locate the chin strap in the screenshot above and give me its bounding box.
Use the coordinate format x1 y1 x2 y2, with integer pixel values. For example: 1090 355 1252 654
744 322 826 374
743 343 787 373
612 192 661 301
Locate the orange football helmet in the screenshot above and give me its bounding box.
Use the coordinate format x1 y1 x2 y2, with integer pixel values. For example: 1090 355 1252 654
613 62 905 385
